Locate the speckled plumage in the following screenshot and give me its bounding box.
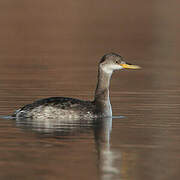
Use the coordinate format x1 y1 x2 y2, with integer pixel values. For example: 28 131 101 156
14 97 97 120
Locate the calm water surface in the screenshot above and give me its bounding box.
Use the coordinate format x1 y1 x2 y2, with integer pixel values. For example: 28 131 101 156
0 0 180 180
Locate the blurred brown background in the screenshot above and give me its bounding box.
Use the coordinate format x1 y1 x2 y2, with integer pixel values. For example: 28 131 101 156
0 0 179 116
0 0 179 61
0 1 180 180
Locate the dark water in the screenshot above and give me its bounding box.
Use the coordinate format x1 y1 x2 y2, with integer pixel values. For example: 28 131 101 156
0 0 180 180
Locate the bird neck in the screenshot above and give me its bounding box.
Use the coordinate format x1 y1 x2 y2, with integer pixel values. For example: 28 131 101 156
94 67 112 103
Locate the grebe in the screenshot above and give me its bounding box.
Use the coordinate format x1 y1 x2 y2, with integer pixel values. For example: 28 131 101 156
13 53 140 120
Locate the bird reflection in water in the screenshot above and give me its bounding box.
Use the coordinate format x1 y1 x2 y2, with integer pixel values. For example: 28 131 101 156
15 116 122 180
94 117 121 180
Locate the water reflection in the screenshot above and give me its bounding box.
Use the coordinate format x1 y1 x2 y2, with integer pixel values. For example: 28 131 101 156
15 116 121 180
94 117 121 180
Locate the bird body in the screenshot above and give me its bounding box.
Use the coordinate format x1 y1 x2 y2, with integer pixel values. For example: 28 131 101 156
13 53 140 120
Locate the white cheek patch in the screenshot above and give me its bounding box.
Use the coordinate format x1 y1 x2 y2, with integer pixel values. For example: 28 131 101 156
102 66 113 74
102 64 123 74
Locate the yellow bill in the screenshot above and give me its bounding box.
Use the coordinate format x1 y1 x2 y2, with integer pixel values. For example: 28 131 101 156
121 63 141 69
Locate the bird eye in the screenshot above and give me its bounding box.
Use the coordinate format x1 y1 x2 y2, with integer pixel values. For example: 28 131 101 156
115 60 119 64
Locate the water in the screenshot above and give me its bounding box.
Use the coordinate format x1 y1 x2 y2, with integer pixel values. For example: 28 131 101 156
0 0 180 179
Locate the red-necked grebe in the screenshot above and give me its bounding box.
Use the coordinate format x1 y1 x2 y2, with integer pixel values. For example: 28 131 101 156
13 53 140 120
